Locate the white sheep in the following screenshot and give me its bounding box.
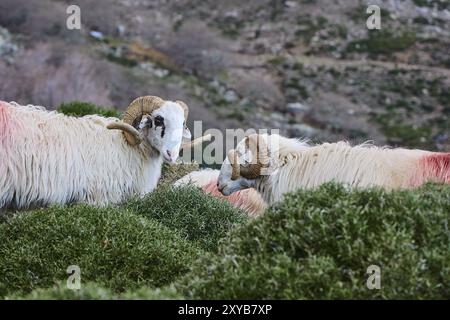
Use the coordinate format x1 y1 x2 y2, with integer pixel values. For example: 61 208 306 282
0 96 196 209
175 169 266 217
217 133 450 205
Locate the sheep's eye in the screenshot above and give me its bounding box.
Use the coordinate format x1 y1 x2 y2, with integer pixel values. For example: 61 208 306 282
154 116 164 127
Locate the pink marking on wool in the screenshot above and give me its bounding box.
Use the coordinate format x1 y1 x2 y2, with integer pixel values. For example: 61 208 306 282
201 180 266 216
0 101 13 147
414 152 450 185
202 180 250 208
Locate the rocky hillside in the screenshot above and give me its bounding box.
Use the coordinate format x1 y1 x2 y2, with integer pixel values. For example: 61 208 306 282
0 0 449 149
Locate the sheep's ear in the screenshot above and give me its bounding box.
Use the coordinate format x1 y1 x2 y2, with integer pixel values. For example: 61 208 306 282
138 115 152 130
183 125 192 139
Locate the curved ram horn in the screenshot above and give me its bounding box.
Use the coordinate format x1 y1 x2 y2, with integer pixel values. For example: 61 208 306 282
180 134 212 151
175 100 189 123
106 122 142 146
239 134 269 179
228 149 240 180
119 96 165 145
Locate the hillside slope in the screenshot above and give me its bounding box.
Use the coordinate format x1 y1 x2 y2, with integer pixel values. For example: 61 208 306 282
0 0 449 149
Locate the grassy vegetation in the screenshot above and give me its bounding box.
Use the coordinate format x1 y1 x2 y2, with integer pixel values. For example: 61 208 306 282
124 186 248 252
177 183 450 299
2 182 449 299
283 77 309 99
212 15 246 39
0 205 203 297
58 101 121 118
295 15 329 44
347 30 416 56
412 0 450 10
370 75 449 148
7 283 183 300
158 162 200 188
105 53 138 68
371 114 433 148
347 5 393 26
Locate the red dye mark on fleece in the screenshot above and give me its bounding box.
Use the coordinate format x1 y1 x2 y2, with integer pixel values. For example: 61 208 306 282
201 179 266 216
202 180 250 208
418 153 450 184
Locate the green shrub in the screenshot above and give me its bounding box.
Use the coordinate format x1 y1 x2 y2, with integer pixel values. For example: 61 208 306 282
178 183 450 299
124 186 248 252
7 282 182 300
58 101 121 118
347 30 416 55
295 15 328 44
105 53 138 68
158 162 200 188
412 0 449 10
0 205 202 297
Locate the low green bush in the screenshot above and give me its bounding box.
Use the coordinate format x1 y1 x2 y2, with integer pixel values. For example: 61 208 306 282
158 162 200 188
58 101 121 118
412 0 449 10
105 53 138 68
347 29 416 55
124 186 248 252
7 282 182 300
2 106 449 301
0 205 202 297
178 183 450 299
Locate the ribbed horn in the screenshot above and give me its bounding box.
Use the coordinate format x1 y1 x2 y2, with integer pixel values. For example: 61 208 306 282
106 122 142 146
119 95 165 145
175 100 189 123
228 149 240 180
239 134 269 179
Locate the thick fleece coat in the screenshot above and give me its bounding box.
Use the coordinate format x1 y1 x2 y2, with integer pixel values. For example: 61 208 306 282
0 101 161 209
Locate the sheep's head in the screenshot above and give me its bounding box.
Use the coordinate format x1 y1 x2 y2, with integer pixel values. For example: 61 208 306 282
218 134 271 196
107 96 191 163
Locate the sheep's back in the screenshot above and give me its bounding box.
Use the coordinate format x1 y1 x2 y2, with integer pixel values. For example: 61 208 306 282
0 101 150 209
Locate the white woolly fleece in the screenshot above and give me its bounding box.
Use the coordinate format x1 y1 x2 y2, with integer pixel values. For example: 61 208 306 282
0 101 162 209
255 135 429 204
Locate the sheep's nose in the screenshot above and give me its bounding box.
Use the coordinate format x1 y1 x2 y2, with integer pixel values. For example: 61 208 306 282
163 150 174 162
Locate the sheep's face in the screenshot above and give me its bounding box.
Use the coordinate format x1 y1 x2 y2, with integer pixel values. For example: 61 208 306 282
218 157 256 196
217 137 262 196
138 101 191 163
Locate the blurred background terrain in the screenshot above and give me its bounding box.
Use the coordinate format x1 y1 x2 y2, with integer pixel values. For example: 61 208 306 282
0 0 448 150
